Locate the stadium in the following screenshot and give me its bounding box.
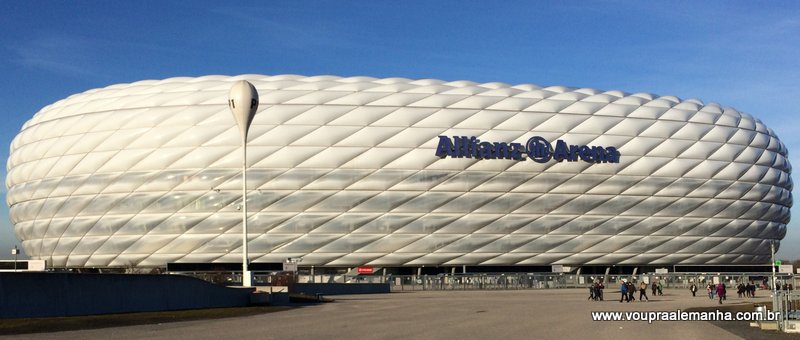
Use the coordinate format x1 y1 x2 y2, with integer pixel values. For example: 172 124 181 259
5 74 792 271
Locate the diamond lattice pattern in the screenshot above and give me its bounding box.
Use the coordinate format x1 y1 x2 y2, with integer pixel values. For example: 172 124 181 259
5 74 792 268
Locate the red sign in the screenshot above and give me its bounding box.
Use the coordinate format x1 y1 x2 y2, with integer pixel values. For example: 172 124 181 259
357 266 374 274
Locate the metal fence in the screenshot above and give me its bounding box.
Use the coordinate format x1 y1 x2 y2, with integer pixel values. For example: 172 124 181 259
171 270 796 295
774 290 800 333
381 273 797 292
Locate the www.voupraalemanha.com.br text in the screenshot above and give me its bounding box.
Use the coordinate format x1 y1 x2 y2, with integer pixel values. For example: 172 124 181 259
591 310 780 323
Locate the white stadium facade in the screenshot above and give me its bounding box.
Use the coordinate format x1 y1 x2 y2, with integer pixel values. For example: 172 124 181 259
5 75 792 271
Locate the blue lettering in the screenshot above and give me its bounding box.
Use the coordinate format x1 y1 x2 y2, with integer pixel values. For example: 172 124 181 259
592 146 606 163
470 137 480 158
578 145 592 162
510 143 524 160
479 142 494 159
458 136 470 157
553 140 569 162
436 136 455 158
436 135 619 164
568 144 580 161
606 147 620 163
494 142 509 159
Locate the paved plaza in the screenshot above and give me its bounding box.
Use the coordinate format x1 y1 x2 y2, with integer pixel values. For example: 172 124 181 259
6 288 790 340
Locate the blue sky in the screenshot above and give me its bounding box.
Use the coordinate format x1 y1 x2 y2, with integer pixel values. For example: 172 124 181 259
1 1 798 260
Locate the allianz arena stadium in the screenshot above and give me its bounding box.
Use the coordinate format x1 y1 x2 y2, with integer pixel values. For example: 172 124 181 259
6 74 792 269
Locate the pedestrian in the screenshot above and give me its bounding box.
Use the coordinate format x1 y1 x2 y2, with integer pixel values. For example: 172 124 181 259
716 282 726 304
707 283 714 299
596 281 605 301
588 284 595 301
651 281 657 296
619 280 629 303
657 281 663 296
626 281 634 302
639 281 649 302
690 283 697 297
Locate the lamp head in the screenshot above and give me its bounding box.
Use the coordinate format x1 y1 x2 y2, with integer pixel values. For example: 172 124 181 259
228 80 259 140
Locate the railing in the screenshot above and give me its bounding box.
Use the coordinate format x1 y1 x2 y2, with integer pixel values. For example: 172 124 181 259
383 273 796 292
774 290 800 332
169 270 796 295
386 274 582 291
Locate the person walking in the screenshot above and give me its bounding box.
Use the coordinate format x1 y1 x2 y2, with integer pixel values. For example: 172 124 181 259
597 281 604 300
639 281 650 302
619 281 629 303
716 282 726 304
690 283 697 297
625 281 634 302
657 281 663 296
651 281 657 296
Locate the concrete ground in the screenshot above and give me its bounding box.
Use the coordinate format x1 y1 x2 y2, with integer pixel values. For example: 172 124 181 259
6 288 791 340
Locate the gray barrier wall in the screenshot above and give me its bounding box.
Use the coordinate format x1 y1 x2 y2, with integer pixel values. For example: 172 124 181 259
0 273 254 319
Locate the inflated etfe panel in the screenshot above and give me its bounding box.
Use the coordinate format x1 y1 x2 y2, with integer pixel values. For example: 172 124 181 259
6 75 792 267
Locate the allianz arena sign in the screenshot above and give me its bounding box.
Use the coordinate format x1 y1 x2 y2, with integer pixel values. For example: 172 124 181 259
435 135 621 163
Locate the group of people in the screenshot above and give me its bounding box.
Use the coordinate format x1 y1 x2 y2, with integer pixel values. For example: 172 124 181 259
589 278 794 304
587 279 665 302
650 281 664 296
618 280 657 302
587 281 605 301
689 282 727 304
686 280 792 304
735 282 759 298
706 283 727 304
686 280 796 303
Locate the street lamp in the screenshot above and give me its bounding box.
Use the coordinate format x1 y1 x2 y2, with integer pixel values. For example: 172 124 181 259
11 245 19 272
228 80 259 287
771 240 777 293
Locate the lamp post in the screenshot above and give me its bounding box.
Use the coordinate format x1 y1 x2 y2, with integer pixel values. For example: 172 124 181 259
11 245 19 272
771 240 782 331
228 80 259 287
771 240 777 292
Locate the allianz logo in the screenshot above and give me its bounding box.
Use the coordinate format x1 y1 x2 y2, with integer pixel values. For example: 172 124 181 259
435 135 620 164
